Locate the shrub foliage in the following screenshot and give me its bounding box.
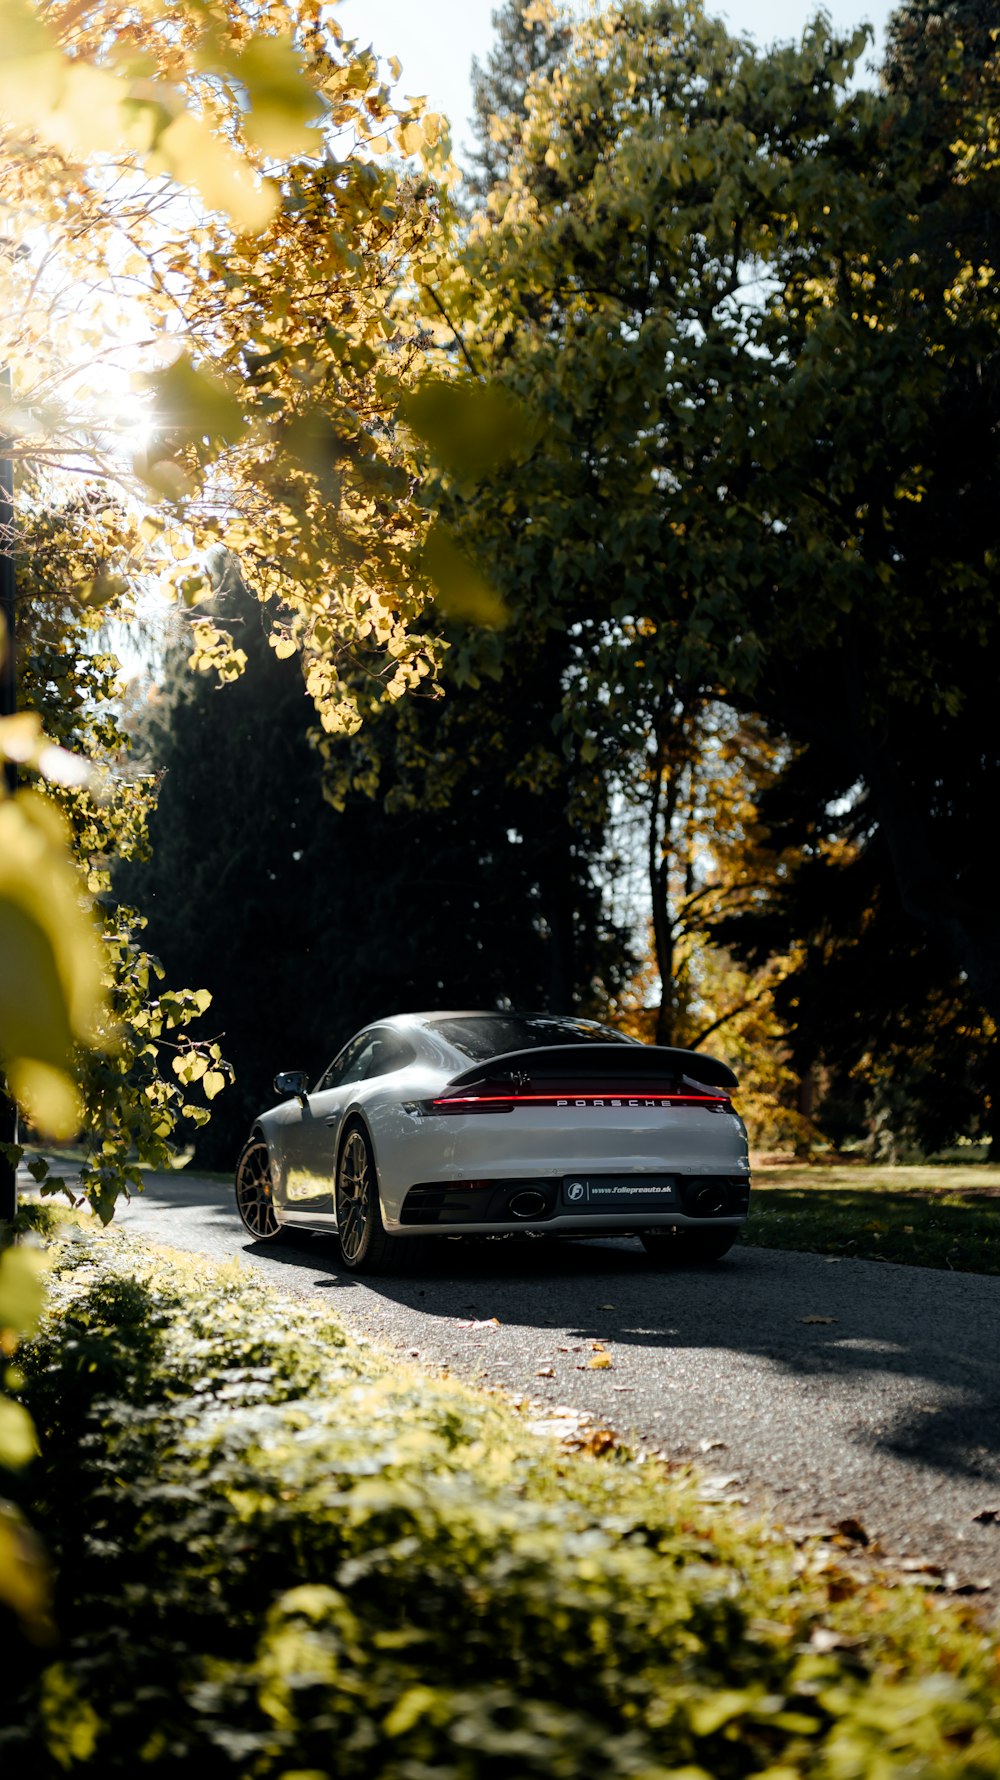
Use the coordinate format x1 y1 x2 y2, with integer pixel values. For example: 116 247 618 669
3 1234 1000 1775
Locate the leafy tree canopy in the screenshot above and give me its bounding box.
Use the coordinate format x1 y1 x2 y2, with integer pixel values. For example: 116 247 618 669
0 0 455 1150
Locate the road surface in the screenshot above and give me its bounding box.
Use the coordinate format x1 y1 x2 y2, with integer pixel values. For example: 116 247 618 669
51 1165 1000 1600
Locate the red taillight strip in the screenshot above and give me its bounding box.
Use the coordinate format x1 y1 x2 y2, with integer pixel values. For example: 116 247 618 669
432 1091 730 1108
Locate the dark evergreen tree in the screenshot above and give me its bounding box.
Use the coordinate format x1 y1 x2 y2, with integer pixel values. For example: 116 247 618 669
119 571 633 1166
466 0 571 198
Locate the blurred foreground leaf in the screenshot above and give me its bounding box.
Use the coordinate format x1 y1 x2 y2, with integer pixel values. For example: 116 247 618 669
423 523 508 628
401 379 536 481
0 793 105 1139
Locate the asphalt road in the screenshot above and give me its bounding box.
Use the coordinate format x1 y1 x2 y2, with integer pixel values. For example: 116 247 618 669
80 1167 1000 1598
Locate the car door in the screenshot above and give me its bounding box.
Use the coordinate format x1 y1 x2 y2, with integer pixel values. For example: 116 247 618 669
279 1029 391 1222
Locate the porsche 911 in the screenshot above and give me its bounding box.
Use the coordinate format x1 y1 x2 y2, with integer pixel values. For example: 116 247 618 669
234 1011 751 1272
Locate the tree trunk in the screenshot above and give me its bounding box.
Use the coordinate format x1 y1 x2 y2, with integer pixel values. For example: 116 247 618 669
538 793 576 1013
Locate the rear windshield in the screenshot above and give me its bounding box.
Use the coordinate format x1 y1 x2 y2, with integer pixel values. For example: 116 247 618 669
426 1014 638 1063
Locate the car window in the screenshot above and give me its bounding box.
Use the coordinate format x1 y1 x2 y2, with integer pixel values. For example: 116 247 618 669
316 1028 415 1092
362 1032 415 1077
426 1014 638 1063
315 1032 369 1093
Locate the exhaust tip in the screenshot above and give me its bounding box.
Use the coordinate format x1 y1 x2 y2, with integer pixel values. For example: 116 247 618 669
508 1189 548 1220
692 1183 729 1217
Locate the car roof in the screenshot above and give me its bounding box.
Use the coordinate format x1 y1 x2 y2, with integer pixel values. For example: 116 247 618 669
384 1011 616 1026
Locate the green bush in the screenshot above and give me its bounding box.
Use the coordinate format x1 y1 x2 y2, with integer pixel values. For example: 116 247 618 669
2 1232 999 1776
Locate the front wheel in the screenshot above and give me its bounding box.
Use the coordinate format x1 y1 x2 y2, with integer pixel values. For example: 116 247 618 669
640 1227 740 1266
235 1137 281 1239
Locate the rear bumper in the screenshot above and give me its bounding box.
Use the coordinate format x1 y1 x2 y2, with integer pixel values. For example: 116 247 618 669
390 1171 750 1234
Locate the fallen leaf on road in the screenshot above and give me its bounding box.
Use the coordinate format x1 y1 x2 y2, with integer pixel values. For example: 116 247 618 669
590 1340 607 1352
612 1385 635 1392
698 1474 744 1502
587 1354 613 1370
832 1517 870 1547
699 1438 728 1453
599 1304 616 1310
456 1318 500 1329
811 1627 864 1654
749 1618 795 1641
799 1315 836 1325
579 1428 618 1456
973 1508 1000 1525
826 1575 861 1604
535 1365 555 1378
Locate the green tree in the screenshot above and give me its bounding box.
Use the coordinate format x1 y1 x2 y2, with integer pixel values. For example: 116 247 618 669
422 0 867 1046
466 0 571 199
431 0 1000 1063
735 0 1000 1023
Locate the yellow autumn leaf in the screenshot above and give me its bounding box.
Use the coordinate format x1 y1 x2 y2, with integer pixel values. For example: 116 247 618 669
0 1246 45 1346
0 792 105 1138
229 34 324 157
0 1400 38 1470
401 379 536 480
146 352 247 448
396 118 424 156
47 61 142 156
0 0 63 126
423 523 507 628
0 1504 53 1644
0 713 92 789
202 1069 225 1100
587 1353 613 1370
152 112 278 234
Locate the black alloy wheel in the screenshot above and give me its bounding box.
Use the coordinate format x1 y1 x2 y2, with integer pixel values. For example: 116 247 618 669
235 1137 280 1239
640 1227 739 1265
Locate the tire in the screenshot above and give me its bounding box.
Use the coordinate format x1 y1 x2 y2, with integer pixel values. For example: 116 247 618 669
235 1137 281 1240
640 1226 740 1266
335 1120 426 1276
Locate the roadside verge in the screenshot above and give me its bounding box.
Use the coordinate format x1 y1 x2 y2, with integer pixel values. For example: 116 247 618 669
2 1226 1000 1775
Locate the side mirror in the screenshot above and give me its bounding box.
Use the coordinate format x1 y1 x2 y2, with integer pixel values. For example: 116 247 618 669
274 1069 309 1104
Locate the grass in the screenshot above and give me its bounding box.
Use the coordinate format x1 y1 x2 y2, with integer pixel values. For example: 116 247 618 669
5 1228 1000 1776
742 1163 1000 1275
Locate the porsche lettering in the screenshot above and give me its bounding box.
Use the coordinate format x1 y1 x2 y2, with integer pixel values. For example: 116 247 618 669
556 1097 662 1108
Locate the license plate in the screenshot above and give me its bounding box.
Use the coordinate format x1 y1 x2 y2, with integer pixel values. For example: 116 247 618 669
561 1175 677 1210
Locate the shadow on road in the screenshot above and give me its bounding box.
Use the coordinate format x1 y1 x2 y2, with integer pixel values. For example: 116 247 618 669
135 1172 1000 1490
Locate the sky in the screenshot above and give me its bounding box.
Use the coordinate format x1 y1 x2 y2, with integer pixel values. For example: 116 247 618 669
337 0 895 163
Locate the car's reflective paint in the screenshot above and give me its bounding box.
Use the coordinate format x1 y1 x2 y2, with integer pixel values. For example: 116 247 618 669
248 1011 750 1241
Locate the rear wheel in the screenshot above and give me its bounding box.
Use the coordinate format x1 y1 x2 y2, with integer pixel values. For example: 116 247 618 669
235 1137 280 1239
640 1227 740 1266
335 1121 427 1276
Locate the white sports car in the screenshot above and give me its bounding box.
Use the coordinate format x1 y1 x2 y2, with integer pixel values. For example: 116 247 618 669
234 1011 751 1273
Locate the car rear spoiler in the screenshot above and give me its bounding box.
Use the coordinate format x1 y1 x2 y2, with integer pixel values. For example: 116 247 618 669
446 1043 738 1093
